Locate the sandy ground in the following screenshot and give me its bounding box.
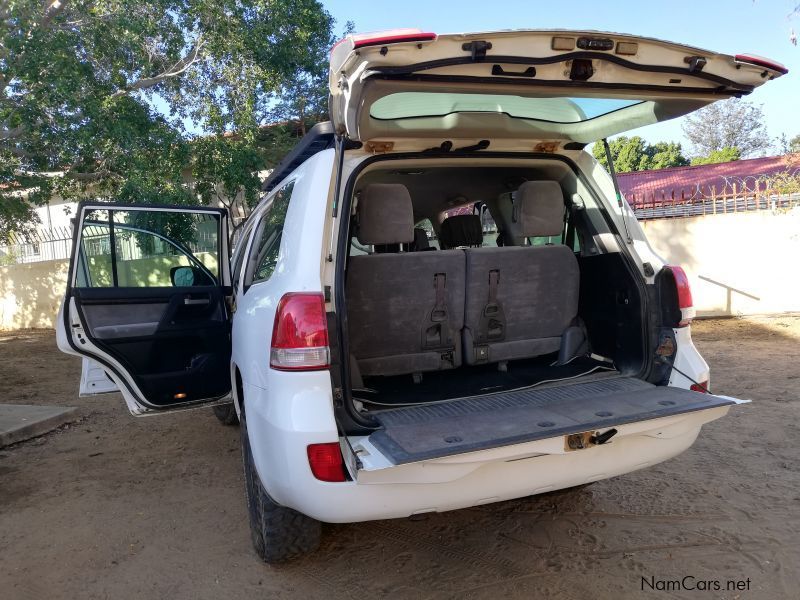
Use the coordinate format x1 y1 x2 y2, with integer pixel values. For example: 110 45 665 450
1 317 799 600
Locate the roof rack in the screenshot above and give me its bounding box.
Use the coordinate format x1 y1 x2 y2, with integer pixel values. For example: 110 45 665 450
261 121 336 193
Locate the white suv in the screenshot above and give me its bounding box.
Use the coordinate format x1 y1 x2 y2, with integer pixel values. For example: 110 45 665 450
56 29 786 562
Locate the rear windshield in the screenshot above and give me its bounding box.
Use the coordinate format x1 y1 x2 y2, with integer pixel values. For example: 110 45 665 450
370 92 643 124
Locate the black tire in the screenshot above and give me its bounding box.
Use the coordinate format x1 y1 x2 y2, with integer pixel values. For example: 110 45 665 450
240 415 321 563
213 403 239 426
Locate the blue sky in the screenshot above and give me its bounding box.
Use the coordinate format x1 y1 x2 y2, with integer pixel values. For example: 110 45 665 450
321 0 800 154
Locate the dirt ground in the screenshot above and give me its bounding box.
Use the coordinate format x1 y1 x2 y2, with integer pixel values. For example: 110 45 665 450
1 317 799 600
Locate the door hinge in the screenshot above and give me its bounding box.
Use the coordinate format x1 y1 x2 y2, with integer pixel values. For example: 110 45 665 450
534 141 560 153
462 40 492 61
365 140 394 154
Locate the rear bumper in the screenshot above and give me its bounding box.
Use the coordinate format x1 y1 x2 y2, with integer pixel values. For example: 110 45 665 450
245 377 730 523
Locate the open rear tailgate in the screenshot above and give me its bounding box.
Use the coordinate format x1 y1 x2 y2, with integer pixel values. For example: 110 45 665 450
329 29 786 144
365 377 741 465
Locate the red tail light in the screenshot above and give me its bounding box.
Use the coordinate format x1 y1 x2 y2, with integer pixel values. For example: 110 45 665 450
665 265 695 327
270 293 330 371
734 54 788 75
350 29 437 49
307 443 346 482
690 380 710 393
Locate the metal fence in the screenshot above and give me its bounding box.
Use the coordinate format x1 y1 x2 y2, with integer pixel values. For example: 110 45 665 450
632 192 800 220
1 222 220 266
627 166 800 220
0 226 73 265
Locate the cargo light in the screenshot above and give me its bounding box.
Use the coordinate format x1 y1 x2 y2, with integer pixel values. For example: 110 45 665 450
665 265 695 327
307 443 346 482
270 293 330 371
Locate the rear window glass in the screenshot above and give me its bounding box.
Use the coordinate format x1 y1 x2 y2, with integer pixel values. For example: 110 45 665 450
370 92 643 124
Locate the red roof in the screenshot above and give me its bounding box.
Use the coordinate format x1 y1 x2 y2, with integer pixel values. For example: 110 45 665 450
617 154 800 206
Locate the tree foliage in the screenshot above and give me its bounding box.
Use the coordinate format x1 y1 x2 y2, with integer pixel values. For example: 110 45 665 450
777 133 800 154
682 99 769 159
690 147 742 166
0 0 337 239
592 136 689 173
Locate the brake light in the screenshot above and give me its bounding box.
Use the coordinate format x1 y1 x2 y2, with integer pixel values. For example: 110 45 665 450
307 443 346 482
665 265 695 327
690 380 710 393
270 293 330 371
350 29 437 49
734 54 788 75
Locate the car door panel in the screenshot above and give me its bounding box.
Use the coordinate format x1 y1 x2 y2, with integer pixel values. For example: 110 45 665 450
56 202 233 415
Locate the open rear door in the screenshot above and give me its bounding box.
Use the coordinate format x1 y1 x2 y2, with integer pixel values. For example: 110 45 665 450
329 29 786 144
56 203 232 415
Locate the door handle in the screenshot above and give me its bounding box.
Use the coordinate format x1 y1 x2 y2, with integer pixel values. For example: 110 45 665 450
184 298 210 305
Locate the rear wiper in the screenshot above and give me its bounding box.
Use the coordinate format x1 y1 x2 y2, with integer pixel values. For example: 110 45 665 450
422 140 453 153
454 139 490 152
421 139 490 153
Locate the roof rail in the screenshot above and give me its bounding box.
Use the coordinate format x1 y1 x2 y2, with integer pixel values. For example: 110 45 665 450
261 121 336 193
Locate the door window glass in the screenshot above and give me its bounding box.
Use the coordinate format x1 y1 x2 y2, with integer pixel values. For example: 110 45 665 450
246 181 294 287
77 208 220 288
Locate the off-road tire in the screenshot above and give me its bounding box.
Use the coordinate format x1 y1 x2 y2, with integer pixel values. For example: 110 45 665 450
213 403 239 426
240 415 321 563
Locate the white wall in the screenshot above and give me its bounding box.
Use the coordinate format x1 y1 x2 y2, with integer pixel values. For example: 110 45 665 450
641 207 800 317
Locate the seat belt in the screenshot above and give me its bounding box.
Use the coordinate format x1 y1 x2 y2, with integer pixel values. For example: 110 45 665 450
422 274 455 367
476 269 506 362
565 206 575 250
431 273 448 323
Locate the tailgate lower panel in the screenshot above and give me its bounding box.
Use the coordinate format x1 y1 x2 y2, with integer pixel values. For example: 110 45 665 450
368 377 734 465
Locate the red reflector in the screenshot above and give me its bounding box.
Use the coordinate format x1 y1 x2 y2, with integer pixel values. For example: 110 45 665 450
270 293 329 371
307 443 346 482
351 29 437 49
734 54 788 75
690 381 709 393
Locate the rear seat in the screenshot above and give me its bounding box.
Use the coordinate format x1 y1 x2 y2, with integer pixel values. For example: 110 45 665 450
462 181 580 365
346 184 466 377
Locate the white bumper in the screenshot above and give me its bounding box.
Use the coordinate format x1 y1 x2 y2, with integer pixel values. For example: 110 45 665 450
245 377 730 523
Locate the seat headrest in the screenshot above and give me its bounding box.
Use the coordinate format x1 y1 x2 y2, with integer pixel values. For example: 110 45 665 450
439 214 483 249
357 184 415 245
515 181 565 237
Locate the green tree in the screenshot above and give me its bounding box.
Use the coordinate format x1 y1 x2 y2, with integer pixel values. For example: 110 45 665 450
792 134 800 153
592 136 689 173
647 141 690 170
690 147 742 166
0 0 336 239
682 99 769 158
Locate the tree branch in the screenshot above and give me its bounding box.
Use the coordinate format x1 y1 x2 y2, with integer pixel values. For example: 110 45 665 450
67 169 113 182
0 125 24 140
40 0 67 29
110 37 206 99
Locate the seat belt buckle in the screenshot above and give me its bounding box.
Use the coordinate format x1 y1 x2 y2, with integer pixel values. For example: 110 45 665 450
430 307 448 322
483 303 499 317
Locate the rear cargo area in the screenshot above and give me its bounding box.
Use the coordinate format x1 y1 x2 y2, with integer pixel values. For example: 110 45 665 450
339 159 695 462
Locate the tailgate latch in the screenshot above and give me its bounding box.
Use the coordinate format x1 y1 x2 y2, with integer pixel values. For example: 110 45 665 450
462 40 492 61
565 428 618 451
